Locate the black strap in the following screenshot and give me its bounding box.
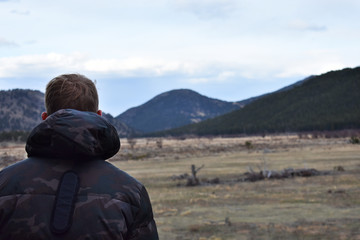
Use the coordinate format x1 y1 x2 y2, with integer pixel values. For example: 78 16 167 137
50 171 80 235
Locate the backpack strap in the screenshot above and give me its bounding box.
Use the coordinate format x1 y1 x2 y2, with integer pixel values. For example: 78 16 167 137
50 171 80 234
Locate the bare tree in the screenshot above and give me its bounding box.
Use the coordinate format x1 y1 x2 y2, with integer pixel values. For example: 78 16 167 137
156 138 163 149
186 164 204 186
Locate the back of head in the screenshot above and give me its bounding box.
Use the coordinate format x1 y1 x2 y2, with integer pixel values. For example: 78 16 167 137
45 74 99 115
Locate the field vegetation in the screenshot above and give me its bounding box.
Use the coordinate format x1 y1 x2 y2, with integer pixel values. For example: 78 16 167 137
1 135 359 239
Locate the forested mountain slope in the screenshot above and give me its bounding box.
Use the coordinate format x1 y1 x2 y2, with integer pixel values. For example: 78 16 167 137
151 67 360 136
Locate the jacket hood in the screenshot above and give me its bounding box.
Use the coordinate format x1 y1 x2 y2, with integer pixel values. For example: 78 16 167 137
26 109 120 160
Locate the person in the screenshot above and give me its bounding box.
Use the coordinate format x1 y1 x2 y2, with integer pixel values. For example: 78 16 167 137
0 74 159 239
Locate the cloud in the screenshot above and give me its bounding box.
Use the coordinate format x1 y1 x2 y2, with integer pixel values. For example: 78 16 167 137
0 38 18 47
188 71 236 84
0 52 87 78
10 9 30 15
0 53 207 79
173 0 237 19
0 50 353 91
83 58 182 76
24 40 37 45
275 51 347 78
0 52 246 88
288 20 327 32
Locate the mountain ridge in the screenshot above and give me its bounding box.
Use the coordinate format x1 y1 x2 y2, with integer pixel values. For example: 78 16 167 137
0 89 45 131
0 89 134 137
1 67 359 138
0 88 244 137
116 89 242 133
149 67 360 136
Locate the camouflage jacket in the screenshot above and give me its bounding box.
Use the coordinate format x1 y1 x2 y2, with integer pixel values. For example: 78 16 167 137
0 109 159 240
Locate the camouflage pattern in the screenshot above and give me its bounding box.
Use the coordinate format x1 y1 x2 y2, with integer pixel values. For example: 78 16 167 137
0 109 159 239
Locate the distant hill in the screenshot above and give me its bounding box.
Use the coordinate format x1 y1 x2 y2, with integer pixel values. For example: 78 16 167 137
0 89 134 137
0 89 45 131
235 75 314 107
116 89 242 133
101 113 139 137
150 67 360 136
3 67 359 138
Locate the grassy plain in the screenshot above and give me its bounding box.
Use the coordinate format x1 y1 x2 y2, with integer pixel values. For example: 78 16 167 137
1 135 360 239
114 135 360 240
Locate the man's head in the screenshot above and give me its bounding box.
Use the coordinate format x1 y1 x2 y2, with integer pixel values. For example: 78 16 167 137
42 74 101 120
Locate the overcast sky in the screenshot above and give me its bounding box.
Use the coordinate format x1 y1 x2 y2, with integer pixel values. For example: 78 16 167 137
1 0 359 116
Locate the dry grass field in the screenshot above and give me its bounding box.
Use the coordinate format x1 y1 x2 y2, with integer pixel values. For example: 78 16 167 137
1 135 360 239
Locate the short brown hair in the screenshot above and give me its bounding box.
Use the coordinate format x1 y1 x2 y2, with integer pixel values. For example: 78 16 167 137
45 74 99 115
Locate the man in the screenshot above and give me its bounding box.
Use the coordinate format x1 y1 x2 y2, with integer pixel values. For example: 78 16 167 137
0 74 159 239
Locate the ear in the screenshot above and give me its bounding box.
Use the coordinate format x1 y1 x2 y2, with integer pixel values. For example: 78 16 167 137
41 112 48 120
97 110 102 116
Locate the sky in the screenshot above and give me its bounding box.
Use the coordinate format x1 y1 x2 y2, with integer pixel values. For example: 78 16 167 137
1 0 359 116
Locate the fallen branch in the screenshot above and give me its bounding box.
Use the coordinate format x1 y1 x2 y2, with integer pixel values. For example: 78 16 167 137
241 167 330 182
171 165 336 186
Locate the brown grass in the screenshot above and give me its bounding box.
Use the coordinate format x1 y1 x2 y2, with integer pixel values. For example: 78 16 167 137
113 136 360 240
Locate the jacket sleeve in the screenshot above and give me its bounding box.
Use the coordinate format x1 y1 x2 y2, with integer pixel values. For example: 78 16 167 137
128 186 159 240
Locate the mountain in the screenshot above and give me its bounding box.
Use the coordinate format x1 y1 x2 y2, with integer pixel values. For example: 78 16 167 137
101 113 139 137
116 89 242 133
0 89 134 137
149 67 360 136
235 75 314 107
3 67 359 138
0 89 45 131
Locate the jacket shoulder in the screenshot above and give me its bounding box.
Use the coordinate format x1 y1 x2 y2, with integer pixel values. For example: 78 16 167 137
76 160 145 205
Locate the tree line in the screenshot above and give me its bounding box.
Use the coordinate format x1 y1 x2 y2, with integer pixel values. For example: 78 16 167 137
0 131 30 142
